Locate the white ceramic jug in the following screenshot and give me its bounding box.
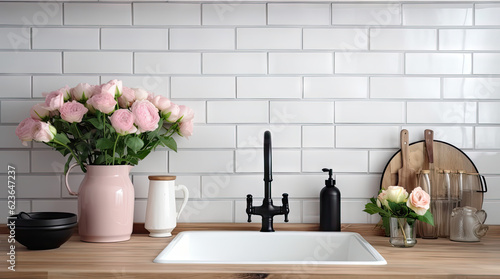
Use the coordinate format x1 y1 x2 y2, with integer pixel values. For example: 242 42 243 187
145 176 189 237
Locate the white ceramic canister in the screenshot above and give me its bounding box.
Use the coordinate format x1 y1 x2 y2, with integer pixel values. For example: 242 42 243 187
145 176 189 237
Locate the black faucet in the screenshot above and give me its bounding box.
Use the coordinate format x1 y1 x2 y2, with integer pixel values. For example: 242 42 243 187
246 131 289 232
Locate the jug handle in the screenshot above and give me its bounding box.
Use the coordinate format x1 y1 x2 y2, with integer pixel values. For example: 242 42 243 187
64 163 81 196
477 175 488 193
476 210 487 224
175 184 189 220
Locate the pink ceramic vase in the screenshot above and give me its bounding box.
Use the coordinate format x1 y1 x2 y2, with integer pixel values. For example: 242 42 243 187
65 164 135 242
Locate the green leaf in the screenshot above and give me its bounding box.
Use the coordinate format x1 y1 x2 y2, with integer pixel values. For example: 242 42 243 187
126 137 144 153
94 154 105 165
54 133 70 145
161 136 177 152
64 155 73 174
75 142 88 152
364 203 390 217
96 138 114 150
136 149 151 160
128 157 139 165
417 211 434 226
88 118 103 129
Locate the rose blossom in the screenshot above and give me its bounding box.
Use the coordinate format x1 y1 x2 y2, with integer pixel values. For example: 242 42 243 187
131 100 159 133
178 105 194 123
110 109 137 135
133 88 150 101
151 95 171 111
30 103 50 120
161 103 180 122
15 117 38 146
43 86 70 111
60 100 88 123
179 119 193 139
377 190 388 208
118 86 136 108
71 83 96 101
407 187 431 216
87 93 117 114
32 121 56 143
100 79 123 97
385 186 409 204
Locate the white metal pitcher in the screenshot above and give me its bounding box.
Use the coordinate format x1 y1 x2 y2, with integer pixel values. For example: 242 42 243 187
145 176 189 237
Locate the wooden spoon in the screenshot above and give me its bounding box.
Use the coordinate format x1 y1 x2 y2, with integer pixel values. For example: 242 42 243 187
398 129 417 191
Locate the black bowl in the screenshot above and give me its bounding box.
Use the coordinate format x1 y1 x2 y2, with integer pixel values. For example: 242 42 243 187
8 212 77 250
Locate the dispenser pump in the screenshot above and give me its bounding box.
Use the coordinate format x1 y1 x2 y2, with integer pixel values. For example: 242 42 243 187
320 168 341 231
322 168 335 187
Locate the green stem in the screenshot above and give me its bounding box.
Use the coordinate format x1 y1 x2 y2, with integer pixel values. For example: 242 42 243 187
72 122 83 138
112 135 120 165
162 122 179 137
53 139 85 172
399 218 408 247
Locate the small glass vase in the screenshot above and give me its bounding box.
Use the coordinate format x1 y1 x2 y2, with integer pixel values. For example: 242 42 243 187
390 217 417 248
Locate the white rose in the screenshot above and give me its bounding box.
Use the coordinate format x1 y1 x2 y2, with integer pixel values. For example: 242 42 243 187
385 186 408 204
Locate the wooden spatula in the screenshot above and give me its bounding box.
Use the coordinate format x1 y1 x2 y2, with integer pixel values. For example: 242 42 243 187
398 129 417 191
424 129 434 172
424 129 435 197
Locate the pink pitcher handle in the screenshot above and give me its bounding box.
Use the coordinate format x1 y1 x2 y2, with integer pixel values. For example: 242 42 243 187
65 163 80 196
175 184 189 220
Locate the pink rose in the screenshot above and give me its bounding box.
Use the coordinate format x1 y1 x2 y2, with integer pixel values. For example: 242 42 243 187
71 83 95 101
179 119 193 139
131 100 159 133
407 186 430 216
43 86 70 111
161 103 180 122
133 88 151 101
178 105 194 123
30 103 50 120
60 100 88 123
118 86 136 108
32 121 56 143
377 190 388 208
15 117 38 146
87 93 117 114
110 109 137 135
100 79 123 97
151 95 171 111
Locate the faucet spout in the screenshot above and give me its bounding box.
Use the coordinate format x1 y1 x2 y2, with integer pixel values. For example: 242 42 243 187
246 130 289 232
264 131 272 203
264 130 272 184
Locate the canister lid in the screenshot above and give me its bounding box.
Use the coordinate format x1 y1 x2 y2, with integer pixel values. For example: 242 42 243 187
421 170 430 174
148 175 176 181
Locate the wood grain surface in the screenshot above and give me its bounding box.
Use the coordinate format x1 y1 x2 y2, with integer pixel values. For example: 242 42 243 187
380 140 484 209
1 223 499 279
397 129 418 191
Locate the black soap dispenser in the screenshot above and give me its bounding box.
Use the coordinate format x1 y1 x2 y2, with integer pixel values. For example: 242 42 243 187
320 168 341 231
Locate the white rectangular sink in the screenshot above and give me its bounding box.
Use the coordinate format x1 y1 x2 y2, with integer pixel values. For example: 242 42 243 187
154 231 386 265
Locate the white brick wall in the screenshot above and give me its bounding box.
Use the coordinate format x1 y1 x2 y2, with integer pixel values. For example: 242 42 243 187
1 1 499 225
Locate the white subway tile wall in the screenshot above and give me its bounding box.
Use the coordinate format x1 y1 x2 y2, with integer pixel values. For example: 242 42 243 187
0 1 499 225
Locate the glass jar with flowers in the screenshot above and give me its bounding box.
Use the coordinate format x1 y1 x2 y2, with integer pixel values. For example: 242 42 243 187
15 79 194 242
364 186 434 247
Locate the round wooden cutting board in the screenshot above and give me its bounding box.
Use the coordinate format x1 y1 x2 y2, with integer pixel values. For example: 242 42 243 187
380 140 484 209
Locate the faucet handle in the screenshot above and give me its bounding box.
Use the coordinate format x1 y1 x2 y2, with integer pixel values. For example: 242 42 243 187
282 193 289 222
246 194 253 222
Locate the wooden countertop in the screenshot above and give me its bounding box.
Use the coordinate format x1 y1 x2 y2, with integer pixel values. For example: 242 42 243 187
1 223 499 279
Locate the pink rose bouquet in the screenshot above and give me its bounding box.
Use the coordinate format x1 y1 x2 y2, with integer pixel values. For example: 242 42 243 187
364 185 434 226
15 79 194 173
